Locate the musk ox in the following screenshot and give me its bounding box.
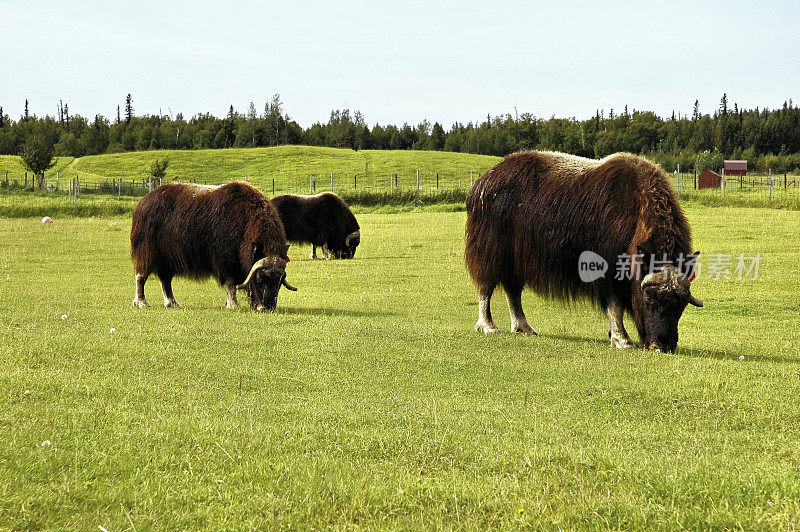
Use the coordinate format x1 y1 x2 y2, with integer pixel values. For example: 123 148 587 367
271 192 360 259
465 151 702 353
130 181 297 312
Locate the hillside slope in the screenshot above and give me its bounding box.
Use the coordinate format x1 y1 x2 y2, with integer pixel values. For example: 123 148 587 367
1 146 502 194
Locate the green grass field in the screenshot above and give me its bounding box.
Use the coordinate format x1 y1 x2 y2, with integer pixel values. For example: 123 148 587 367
3 147 799 212
0 147 502 194
1 204 799 528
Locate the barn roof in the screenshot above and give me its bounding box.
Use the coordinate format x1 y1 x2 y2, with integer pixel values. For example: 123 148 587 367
724 160 747 171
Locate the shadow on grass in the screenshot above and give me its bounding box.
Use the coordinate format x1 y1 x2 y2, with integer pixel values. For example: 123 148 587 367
276 306 397 318
546 333 800 365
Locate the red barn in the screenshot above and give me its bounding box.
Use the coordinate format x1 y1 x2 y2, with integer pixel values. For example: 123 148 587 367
698 170 722 189
724 160 747 176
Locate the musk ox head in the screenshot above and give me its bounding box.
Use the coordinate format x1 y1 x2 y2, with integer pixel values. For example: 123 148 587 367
332 230 360 259
237 255 297 312
632 251 703 353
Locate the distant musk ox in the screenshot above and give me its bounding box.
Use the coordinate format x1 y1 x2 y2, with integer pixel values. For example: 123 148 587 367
465 151 702 352
271 192 360 259
131 181 297 312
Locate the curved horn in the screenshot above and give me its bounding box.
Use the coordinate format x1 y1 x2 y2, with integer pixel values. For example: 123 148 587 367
236 256 284 289
688 294 704 307
282 278 298 291
345 230 360 247
641 271 666 289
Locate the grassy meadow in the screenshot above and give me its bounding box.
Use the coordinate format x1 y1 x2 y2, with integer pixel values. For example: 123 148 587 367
1 202 799 529
0 147 502 194
2 147 799 213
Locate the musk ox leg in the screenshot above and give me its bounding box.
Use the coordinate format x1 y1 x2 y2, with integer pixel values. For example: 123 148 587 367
132 273 151 308
310 245 318 260
505 289 537 335
321 244 330 260
607 298 636 349
159 276 181 308
475 285 501 334
223 282 239 309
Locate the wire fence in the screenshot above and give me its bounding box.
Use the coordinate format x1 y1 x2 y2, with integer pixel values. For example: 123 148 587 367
667 169 800 203
0 169 483 199
2 168 799 206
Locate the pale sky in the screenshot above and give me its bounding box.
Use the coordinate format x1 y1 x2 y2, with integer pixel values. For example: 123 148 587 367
3 0 799 128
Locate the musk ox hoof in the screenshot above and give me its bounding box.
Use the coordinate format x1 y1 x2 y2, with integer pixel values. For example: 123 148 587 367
164 299 181 309
610 335 637 349
132 298 151 308
475 320 500 334
512 322 538 335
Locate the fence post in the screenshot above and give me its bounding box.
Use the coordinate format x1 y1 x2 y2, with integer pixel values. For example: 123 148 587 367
390 173 393 194
721 167 725 193
119 177 121 198
56 172 59 191
785 172 788 190
436 173 439 190
272 178 275 196
330 172 333 192
769 168 772 201
470 169 473 187
310 175 313 194
354 174 357 190
677 164 680 195
694 169 697 190
416 170 419 199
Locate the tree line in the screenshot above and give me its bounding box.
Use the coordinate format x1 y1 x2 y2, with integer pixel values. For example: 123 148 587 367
1 93 799 173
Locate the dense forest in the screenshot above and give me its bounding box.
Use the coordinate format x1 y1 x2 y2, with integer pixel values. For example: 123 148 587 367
1 93 799 172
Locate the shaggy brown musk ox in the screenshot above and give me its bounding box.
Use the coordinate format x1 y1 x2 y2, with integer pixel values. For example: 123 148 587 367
271 192 360 259
131 181 297 311
465 151 702 352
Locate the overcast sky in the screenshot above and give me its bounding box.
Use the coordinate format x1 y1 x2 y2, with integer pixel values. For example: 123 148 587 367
3 0 798 128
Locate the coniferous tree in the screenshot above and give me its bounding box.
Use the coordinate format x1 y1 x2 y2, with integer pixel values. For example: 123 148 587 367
116 105 121 124
24 99 29 121
125 94 133 124
693 99 700 121
719 93 728 115
0 106 3 128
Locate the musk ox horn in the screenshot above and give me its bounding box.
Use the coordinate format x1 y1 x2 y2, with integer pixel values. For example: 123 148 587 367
236 256 285 289
641 268 675 290
282 278 298 291
641 268 703 307
688 294 704 307
345 230 360 247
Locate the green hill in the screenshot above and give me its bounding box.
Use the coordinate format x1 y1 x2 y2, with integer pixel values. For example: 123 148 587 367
0 146 502 195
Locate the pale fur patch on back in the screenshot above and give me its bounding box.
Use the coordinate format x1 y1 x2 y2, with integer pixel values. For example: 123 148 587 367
540 151 601 180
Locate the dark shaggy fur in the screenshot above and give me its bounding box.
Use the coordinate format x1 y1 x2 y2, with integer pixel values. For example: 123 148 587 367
465 150 700 351
271 192 360 259
131 181 290 310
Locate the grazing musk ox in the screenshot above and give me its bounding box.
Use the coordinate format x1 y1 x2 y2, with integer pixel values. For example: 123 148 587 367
271 192 360 259
465 151 702 352
131 181 297 312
